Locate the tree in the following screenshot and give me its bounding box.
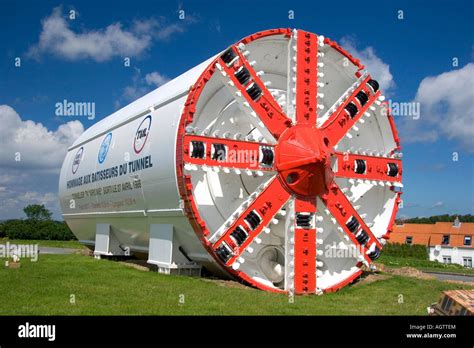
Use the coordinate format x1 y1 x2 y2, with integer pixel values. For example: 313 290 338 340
403 214 474 224
23 204 53 221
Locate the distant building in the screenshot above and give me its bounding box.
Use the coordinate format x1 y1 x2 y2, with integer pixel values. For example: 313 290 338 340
390 217 473 268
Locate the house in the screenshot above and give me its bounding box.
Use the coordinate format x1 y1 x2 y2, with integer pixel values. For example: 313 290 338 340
390 218 474 268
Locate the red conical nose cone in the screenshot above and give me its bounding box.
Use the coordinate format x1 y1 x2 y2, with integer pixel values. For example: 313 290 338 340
275 125 334 197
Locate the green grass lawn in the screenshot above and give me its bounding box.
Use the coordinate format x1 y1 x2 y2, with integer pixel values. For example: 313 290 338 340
0 238 85 249
377 255 474 275
0 254 472 315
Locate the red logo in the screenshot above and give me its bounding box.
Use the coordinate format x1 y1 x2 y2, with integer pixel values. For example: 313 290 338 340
134 115 152 154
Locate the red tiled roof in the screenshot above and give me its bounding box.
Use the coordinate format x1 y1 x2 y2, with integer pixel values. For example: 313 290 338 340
390 222 474 248
444 290 474 313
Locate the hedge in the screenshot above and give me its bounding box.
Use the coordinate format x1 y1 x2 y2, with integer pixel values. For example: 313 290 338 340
383 242 428 259
0 219 76 241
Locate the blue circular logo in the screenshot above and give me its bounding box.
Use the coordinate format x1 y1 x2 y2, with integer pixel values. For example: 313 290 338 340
98 133 112 164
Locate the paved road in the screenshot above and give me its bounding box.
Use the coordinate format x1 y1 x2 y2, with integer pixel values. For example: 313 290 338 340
424 271 474 283
39 247 78 255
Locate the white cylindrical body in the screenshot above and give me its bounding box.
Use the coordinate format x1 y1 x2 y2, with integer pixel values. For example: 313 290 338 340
59 56 220 270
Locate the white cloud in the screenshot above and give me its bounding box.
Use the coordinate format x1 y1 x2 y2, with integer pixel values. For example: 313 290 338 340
398 63 474 151
28 7 194 62
415 63 474 149
0 174 18 184
397 118 439 143
116 69 169 108
155 23 186 40
397 213 412 220
145 72 168 86
0 105 84 170
0 105 82 219
153 14 197 40
0 189 59 219
121 71 148 102
340 37 395 92
212 19 222 34
431 201 445 209
19 191 57 204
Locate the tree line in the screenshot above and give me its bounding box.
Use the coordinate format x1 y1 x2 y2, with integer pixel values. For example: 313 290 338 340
0 204 76 240
396 214 474 224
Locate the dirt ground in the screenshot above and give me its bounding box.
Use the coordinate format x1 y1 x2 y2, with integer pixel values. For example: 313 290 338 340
375 264 436 280
355 273 392 286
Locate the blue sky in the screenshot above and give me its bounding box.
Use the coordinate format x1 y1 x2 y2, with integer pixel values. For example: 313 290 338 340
0 0 473 219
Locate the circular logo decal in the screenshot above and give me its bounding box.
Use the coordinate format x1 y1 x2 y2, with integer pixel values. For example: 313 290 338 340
72 147 84 174
134 115 152 154
98 132 112 164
